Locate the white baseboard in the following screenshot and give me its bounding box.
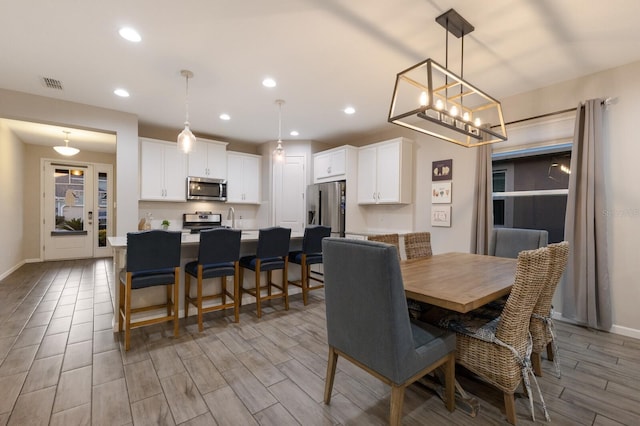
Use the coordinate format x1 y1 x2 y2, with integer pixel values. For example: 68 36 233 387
0 260 26 281
552 311 640 340
24 258 42 263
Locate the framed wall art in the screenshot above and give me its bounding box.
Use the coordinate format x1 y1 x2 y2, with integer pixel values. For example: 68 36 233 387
431 205 451 227
431 181 451 204
432 159 452 181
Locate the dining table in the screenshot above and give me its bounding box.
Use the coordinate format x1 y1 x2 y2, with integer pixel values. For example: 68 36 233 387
401 252 517 313
399 252 518 417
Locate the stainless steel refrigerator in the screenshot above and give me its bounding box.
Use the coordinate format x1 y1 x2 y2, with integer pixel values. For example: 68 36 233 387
306 180 346 237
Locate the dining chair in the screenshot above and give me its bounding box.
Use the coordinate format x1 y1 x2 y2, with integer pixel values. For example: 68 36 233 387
404 231 433 260
322 238 456 426
368 233 401 261
118 230 181 351
530 241 569 378
239 226 291 318
489 228 548 258
184 228 242 331
288 225 331 305
438 246 552 425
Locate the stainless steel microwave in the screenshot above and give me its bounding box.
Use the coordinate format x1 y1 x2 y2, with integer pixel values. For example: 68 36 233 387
186 176 227 201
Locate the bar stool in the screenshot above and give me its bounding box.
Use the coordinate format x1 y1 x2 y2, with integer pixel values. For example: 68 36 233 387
288 225 331 305
184 228 242 331
239 227 291 318
119 230 181 351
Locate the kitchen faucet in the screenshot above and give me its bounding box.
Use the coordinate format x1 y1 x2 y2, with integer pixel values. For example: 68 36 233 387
227 207 235 228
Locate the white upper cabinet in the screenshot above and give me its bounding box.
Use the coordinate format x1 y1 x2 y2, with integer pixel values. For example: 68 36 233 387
139 138 187 201
313 145 355 183
187 138 228 179
226 151 261 204
357 137 413 204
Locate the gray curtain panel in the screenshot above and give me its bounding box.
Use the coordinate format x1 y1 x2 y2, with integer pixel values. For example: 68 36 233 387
471 145 493 254
562 99 612 330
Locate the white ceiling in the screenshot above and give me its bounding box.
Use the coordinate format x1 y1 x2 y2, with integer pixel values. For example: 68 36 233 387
2 0 640 152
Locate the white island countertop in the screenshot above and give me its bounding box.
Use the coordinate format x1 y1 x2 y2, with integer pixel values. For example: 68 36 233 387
107 230 304 248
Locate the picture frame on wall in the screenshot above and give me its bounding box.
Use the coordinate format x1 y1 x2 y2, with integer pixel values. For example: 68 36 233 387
431 182 452 204
431 205 451 227
432 159 453 181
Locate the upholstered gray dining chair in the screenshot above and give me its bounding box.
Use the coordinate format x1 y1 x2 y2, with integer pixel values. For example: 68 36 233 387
489 228 548 258
322 238 456 425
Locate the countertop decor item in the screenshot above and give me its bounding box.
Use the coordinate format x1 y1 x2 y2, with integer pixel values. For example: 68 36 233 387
388 8 507 147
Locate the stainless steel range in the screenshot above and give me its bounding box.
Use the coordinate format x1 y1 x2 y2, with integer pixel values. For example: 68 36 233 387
182 211 223 233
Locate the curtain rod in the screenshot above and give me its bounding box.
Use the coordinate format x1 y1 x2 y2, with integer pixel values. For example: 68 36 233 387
496 98 612 128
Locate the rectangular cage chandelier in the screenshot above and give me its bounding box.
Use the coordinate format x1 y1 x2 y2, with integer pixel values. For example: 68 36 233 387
388 9 507 147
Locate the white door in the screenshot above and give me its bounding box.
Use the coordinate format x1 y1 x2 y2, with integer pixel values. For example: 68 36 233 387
274 155 305 231
43 160 113 260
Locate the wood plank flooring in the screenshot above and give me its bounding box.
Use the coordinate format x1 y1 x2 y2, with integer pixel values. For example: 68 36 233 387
1 258 639 425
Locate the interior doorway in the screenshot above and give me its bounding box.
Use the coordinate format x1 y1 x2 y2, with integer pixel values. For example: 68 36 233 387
42 159 113 260
273 155 306 231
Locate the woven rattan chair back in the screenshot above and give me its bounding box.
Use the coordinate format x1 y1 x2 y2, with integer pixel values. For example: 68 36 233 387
404 232 433 260
368 234 400 261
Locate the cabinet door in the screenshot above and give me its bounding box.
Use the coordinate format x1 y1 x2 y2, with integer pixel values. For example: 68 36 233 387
357 145 378 204
376 141 401 203
329 150 346 176
226 153 244 202
313 152 332 181
140 140 166 200
241 155 260 203
162 145 187 201
206 143 227 180
187 143 209 177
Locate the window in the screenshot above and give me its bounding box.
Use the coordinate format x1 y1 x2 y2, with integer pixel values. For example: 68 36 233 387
492 149 571 243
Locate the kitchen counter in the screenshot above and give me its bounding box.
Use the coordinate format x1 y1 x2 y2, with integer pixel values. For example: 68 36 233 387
106 230 305 331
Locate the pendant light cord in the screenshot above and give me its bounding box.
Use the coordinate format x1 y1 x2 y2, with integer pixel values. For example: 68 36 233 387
184 74 190 124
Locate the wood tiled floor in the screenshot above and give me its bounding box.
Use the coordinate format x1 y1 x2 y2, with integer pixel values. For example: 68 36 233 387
1 258 640 425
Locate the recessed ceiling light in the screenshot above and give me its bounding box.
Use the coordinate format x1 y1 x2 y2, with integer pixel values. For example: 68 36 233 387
262 78 276 88
114 88 130 97
290 130 299 136
219 113 231 121
344 106 356 115
119 27 141 42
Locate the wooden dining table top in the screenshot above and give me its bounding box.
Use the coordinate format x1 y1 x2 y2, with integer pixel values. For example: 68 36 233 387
401 252 517 313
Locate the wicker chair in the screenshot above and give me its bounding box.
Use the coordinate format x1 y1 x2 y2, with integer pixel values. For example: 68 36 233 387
439 246 551 425
368 233 400 261
530 241 569 378
404 232 433 260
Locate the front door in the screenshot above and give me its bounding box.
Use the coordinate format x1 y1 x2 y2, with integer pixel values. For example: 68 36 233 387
42 160 113 260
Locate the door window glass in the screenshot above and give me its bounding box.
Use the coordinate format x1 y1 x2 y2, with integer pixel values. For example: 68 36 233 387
54 168 85 232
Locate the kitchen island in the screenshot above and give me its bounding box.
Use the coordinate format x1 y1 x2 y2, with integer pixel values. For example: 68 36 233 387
107 230 305 331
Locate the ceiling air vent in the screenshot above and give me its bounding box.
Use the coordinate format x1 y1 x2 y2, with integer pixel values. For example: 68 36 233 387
41 77 63 90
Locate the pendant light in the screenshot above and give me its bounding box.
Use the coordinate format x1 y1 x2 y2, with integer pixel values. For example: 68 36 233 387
273 99 285 162
177 69 196 154
54 130 79 156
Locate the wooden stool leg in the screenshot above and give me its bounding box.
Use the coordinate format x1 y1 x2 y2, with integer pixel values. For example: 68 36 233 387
283 260 289 311
197 269 203 332
233 262 240 323
301 259 309 306
238 267 244 308
173 267 180 338
184 273 191 318
125 276 132 351
255 263 262 318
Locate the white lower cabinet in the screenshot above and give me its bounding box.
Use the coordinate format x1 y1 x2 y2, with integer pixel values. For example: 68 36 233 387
357 137 413 204
226 151 261 204
139 138 187 201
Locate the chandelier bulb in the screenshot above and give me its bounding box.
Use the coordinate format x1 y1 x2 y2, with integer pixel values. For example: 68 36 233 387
435 99 444 110
419 91 428 107
450 106 458 117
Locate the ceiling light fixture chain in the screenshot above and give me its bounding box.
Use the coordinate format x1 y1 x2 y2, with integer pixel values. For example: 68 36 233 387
177 69 196 154
273 99 285 162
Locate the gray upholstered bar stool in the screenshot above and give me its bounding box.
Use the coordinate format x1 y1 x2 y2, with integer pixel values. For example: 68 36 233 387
239 226 291 318
288 225 331 305
184 228 242 331
118 230 182 351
